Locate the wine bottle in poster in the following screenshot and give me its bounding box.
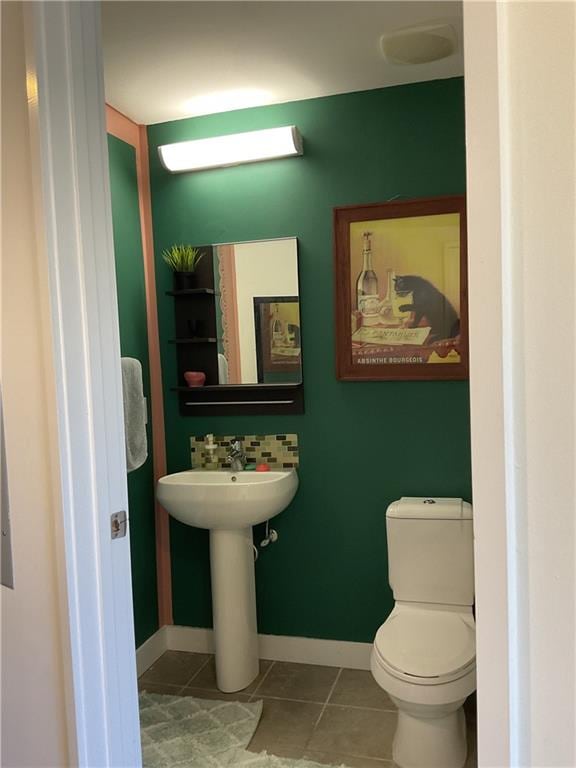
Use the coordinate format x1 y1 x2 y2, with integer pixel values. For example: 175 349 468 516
356 231 378 311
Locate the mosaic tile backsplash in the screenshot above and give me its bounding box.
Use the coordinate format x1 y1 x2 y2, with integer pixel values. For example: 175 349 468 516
190 434 299 470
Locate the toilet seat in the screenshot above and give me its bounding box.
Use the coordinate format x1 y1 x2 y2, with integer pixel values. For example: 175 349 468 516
373 608 475 685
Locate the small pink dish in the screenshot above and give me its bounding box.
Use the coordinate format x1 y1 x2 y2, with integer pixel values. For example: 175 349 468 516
184 371 206 387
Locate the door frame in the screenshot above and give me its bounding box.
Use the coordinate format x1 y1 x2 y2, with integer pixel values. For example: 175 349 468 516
26 2 515 765
464 3 576 767
25 2 141 765
27 1 576 766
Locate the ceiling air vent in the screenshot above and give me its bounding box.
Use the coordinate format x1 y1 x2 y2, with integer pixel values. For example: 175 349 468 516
380 23 457 65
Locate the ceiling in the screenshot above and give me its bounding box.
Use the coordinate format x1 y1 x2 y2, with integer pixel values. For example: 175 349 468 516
101 1 463 126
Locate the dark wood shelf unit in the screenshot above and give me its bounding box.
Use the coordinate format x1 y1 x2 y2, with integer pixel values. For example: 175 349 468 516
167 245 220 393
166 241 304 415
175 382 304 416
171 383 301 393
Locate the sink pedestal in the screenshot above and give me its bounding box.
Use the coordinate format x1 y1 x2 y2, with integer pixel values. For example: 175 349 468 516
210 527 259 692
157 468 299 692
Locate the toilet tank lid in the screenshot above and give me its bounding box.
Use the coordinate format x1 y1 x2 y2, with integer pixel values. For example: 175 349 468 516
386 497 472 520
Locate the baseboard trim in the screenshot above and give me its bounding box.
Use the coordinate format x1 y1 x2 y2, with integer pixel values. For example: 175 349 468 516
165 625 372 670
136 625 168 676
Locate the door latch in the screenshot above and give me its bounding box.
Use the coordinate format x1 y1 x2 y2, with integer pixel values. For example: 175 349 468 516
111 510 127 539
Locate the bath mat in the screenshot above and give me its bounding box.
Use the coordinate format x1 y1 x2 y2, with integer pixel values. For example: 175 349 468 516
140 692 263 767
140 692 348 768
225 750 349 767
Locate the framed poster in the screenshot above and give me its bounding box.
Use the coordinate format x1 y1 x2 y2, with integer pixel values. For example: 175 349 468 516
333 196 468 381
253 296 302 383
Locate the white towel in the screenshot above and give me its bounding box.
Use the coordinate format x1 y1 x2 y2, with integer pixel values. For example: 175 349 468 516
218 353 229 385
121 358 147 472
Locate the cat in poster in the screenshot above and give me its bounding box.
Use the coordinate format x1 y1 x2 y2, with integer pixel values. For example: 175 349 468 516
394 275 460 343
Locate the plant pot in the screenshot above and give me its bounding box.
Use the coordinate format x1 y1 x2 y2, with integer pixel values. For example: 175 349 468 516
184 371 206 387
174 271 198 291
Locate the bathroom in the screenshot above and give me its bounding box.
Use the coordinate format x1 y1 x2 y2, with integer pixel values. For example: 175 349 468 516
105 3 473 767
5 1 576 766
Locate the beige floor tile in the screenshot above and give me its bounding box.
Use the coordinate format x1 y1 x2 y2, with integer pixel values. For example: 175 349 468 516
249 743 306 760
139 650 211 687
137 681 183 695
328 669 396 711
179 686 252 703
190 657 273 694
246 698 323 752
253 661 340 703
304 750 393 767
308 705 397 761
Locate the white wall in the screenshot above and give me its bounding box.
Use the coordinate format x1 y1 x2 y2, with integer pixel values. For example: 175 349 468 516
233 238 299 383
0 3 73 765
463 5 511 765
503 4 575 764
464 2 576 766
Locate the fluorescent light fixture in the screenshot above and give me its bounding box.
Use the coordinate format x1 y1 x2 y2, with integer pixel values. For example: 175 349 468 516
158 126 303 173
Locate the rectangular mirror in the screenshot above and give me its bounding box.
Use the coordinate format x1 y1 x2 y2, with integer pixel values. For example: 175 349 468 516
169 237 303 414
215 238 301 385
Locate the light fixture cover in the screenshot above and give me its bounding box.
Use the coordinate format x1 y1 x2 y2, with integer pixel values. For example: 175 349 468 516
381 23 457 65
159 126 303 173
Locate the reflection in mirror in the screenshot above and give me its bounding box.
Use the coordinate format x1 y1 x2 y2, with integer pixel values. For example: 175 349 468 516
214 238 301 385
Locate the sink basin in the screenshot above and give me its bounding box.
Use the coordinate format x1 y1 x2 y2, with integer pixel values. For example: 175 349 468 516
157 469 298 529
156 467 299 694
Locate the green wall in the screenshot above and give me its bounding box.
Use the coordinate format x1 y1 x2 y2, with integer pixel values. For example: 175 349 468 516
108 134 159 647
147 79 471 643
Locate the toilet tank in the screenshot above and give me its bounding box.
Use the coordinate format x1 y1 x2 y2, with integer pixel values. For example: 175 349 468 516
386 497 474 606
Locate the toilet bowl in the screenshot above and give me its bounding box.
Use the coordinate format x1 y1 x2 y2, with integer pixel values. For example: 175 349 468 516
372 604 475 768
370 497 476 768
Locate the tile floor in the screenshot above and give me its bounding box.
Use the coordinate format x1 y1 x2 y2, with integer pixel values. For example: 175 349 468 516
139 651 477 768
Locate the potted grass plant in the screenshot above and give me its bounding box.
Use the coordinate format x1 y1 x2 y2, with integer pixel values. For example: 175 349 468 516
162 244 204 290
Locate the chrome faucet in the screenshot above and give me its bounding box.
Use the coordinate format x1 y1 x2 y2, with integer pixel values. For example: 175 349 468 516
227 440 247 472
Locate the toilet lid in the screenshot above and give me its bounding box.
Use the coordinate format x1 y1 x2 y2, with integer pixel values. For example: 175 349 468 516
374 610 475 679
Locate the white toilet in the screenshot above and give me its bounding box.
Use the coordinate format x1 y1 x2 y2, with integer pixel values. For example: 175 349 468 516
371 497 475 768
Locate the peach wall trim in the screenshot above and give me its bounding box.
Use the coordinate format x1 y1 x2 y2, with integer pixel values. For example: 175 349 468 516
217 244 242 383
105 104 139 147
105 105 173 626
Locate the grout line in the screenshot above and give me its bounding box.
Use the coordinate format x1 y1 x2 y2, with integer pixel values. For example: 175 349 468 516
324 667 343 706
248 660 275 701
323 701 397 714
246 684 397 712
248 694 336 706
311 667 343 732
324 667 342 707
317 746 396 764
184 654 213 687
304 755 393 767
142 684 396 713
138 682 184 696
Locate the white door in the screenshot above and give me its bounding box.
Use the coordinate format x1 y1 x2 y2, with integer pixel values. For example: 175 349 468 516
25 2 141 765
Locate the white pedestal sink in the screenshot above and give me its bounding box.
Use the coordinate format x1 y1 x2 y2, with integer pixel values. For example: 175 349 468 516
157 469 298 692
